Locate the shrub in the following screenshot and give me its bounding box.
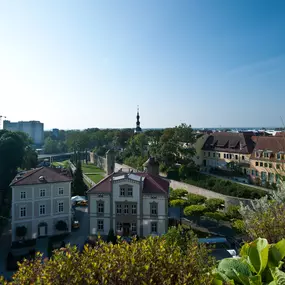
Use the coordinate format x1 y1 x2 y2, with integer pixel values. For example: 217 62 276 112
205 198 225 212
225 205 241 220
55 220 68 231
2 237 215 285
232 219 245 234
204 212 226 222
184 205 207 217
16 226 27 238
170 188 188 199
213 238 285 284
186 193 207 205
169 199 189 208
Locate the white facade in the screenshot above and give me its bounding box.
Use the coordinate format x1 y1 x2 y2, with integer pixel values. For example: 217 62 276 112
11 181 72 242
3 120 44 146
89 174 168 237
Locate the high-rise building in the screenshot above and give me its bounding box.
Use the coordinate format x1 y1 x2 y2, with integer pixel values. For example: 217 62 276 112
3 120 44 146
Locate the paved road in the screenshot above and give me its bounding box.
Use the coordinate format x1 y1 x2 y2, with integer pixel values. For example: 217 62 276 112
64 206 89 250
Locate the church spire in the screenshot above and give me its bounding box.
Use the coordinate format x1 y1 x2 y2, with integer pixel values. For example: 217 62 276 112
135 105 142 133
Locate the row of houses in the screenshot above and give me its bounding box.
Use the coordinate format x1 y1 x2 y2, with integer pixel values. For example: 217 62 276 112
193 132 285 185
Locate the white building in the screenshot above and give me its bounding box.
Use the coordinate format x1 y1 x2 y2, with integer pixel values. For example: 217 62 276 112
10 167 72 242
3 120 44 146
87 157 169 237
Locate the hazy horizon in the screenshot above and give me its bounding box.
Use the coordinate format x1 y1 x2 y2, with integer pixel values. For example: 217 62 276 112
1 0 285 129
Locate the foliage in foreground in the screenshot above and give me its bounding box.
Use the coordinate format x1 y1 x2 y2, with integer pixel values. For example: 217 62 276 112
214 237 285 285
239 188 285 243
1 236 215 285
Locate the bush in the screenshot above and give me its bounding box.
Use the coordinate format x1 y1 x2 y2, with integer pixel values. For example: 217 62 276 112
184 173 266 199
225 205 241 220
169 199 189 208
186 193 207 205
204 212 226 222
231 219 245 234
170 188 188 199
3 237 215 285
16 226 27 238
184 205 207 217
205 198 225 212
55 221 68 231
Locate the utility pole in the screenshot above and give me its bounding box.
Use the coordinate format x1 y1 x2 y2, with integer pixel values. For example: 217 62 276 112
0 115 6 130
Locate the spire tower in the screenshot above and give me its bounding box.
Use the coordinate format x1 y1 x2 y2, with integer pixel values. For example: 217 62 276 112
135 105 142 134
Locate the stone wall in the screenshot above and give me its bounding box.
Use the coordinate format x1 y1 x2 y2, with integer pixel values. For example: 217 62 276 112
89 152 107 170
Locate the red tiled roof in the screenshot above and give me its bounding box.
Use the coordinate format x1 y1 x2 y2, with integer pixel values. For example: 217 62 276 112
251 136 285 158
202 132 255 154
10 167 72 186
87 172 169 195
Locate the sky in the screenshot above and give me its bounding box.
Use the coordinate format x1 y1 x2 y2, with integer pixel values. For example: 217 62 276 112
0 0 285 130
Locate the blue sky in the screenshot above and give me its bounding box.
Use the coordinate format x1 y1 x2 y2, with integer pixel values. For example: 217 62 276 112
0 0 284 129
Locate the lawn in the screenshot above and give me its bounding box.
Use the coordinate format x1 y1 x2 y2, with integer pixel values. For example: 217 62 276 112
86 174 105 184
81 163 104 174
52 160 69 169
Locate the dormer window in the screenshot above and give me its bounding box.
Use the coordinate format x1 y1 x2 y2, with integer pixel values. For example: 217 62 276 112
277 153 282 160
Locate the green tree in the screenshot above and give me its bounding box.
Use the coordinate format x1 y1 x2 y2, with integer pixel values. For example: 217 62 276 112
184 205 207 224
186 193 207 205
205 198 225 212
72 161 88 196
22 146 38 170
2 236 214 285
169 199 189 208
107 229 117 244
204 212 226 225
16 226 27 238
169 188 188 200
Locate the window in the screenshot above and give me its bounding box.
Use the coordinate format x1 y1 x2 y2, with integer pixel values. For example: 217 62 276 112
255 162 259 166
116 222 122 231
39 204 46 215
127 188 133 197
20 191 26 199
277 153 281 160
131 204 137 214
151 203 157 215
116 204 122 214
98 202 104 214
151 222 157 233
251 169 255 176
120 188 125 196
235 155 238 160
213 153 216 158
58 202 64 213
224 154 226 159
269 163 272 168
264 152 269 158
131 223 137 233
58 187 64 195
97 220 104 231
256 152 260 158
264 163 268 168
20 207 26 217
40 189 46 197
226 154 229 159
208 152 210 157
204 152 206 156
229 154 232 159
218 153 221 158
277 164 280 169
242 156 245 160
255 170 259 177
260 162 263 167
124 205 129 214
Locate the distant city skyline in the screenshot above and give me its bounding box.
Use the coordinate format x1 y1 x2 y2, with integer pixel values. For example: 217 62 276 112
1 0 285 129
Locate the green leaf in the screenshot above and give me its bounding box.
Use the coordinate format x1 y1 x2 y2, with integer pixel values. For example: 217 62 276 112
270 268 285 285
248 275 262 285
232 269 251 285
247 238 269 274
269 239 285 268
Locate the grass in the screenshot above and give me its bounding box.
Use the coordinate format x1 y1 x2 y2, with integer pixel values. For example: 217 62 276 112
81 163 104 174
86 174 105 184
52 160 69 169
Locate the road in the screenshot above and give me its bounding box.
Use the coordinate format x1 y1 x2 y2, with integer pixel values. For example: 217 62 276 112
64 206 89 250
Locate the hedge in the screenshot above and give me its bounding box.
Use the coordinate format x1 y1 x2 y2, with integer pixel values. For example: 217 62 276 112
184 173 266 199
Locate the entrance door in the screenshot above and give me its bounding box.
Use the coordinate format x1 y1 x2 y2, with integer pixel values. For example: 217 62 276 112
39 226 46 236
122 223 130 236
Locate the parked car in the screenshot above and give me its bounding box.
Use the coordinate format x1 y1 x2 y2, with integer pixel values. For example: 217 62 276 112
72 220 80 229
